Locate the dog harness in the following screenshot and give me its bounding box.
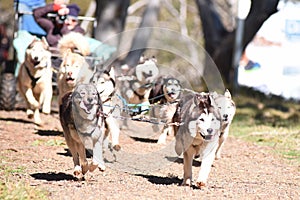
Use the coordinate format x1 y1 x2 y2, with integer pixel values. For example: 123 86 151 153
25 64 42 88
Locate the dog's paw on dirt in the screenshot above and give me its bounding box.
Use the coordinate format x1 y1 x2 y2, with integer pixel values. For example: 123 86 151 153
195 181 206 189
26 110 34 119
181 178 192 187
113 144 121 151
73 165 82 176
88 163 98 172
98 163 106 172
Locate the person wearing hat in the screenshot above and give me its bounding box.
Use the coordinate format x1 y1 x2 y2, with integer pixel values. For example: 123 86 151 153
33 0 84 47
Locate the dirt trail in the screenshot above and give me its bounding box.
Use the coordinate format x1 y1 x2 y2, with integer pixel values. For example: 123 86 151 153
0 110 299 199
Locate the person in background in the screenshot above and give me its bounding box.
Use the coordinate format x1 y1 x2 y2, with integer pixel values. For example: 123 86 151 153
14 0 46 37
33 0 84 47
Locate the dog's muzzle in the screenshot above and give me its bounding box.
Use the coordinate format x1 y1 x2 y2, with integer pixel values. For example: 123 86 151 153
199 128 216 141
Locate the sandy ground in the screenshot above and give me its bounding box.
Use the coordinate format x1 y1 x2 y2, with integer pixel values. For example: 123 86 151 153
0 108 299 200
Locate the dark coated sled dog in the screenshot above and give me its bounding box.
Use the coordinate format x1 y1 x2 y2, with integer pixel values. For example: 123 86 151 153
90 66 121 151
149 75 182 144
173 93 222 188
17 37 52 125
59 84 106 178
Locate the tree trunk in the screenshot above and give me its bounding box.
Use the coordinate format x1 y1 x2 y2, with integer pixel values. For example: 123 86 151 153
94 0 130 47
124 0 160 68
195 0 280 86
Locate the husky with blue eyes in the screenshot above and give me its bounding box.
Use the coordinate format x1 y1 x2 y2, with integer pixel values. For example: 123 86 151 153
173 92 222 188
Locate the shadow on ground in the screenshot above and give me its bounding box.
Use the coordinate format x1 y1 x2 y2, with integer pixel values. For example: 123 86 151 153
30 172 77 181
136 174 181 185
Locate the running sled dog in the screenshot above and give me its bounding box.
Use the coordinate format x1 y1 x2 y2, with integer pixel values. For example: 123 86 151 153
90 66 121 151
149 75 182 144
173 93 221 188
17 37 52 125
59 84 106 178
174 90 235 188
57 32 92 105
210 89 236 159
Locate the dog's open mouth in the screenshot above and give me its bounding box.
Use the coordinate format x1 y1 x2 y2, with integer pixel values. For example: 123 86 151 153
66 77 75 83
80 101 94 114
168 92 175 97
199 132 215 141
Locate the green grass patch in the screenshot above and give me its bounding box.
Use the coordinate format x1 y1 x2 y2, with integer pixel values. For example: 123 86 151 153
0 180 49 200
0 161 49 200
231 88 300 164
32 139 65 147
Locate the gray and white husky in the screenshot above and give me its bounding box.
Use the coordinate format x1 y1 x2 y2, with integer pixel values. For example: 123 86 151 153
90 66 121 151
59 84 106 178
173 93 222 188
210 89 236 159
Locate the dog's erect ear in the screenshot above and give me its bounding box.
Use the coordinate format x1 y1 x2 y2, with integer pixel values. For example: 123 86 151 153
62 48 72 59
224 89 232 99
41 37 49 47
210 91 218 99
27 36 38 49
109 66 116 81
150 56 157 63
139 54 145 64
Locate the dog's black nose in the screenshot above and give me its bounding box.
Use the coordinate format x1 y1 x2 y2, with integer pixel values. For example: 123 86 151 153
34 56 39 61
207 128 213 134
223 114 228 119
87 98 93 103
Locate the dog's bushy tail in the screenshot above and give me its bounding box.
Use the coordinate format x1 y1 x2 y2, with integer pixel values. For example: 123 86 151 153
58 32 90 56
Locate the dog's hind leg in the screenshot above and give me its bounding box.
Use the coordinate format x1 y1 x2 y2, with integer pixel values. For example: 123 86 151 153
215 127 229 160
157 127 168 144
41 86 53 114
105 116 121 151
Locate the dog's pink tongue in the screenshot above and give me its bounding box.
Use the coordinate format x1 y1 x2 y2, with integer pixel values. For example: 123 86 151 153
66 77 75 84
79 101 90 113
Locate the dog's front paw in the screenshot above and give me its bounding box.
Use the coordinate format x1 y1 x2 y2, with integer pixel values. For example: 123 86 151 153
26 109 34 119
195 181 206 189
89 163 98 172
98 163 106 172
215 153 221 160
42 107 51 114
113 144 121 151
73 165 82 176
90 160 106 172
157 136 167 145
181 178 192 187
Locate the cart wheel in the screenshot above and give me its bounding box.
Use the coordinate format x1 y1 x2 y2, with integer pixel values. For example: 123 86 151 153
0 73 16 111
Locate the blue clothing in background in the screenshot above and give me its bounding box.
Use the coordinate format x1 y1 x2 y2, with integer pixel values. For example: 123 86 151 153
14 0 46 36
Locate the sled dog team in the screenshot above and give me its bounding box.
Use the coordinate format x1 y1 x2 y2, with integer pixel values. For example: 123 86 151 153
17 32 236 188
